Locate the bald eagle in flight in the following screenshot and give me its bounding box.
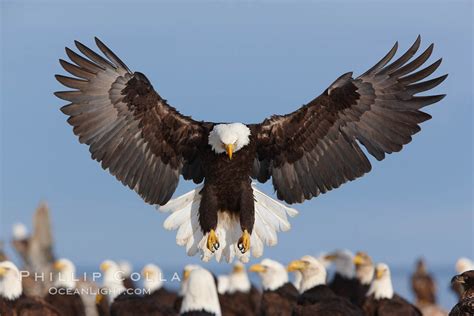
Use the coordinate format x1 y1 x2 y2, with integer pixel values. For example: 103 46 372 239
55 36 446 263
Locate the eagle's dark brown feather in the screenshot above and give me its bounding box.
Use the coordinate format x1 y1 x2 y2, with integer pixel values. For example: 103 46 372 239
1 295 61 316
293 284 364 316
449 270 474 316
363 293 422 316
56 38 211 205
251 36 446 203
218 285 260 316
147 288 179 311
328 273 363 306
108 292 177 316
45 290 86 316
260 282 299 316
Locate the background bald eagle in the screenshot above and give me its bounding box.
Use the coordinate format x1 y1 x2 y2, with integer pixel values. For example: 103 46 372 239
55 36 446 263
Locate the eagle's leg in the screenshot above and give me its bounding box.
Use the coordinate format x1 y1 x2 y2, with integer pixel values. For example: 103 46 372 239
237 230 251 254
237 186 254 254
206 229 219 253
199 185 220 253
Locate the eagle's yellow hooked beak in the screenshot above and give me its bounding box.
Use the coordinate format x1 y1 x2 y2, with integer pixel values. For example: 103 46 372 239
249 264 266 273
95 293 104 304
233 264 245 273
375 267 384 279
100 262 111 272
53 261 65 271
353 255 365 266
287 260 308 272
225 144 234 160
323 254 337 261
142 268 154 278
183 269 191 281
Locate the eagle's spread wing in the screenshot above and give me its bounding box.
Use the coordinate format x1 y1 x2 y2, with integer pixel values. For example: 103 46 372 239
252 36 446 204
55 38 210 205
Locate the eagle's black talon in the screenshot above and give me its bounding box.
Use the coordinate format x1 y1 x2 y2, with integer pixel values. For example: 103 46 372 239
206 229 219 253
237 230 251 254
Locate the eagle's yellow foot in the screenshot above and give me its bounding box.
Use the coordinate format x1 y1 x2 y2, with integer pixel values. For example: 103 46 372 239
237 229 251 254
206 229 220 253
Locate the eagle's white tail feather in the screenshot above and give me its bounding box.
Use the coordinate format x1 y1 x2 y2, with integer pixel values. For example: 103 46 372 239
162 203 191 230
159 183 298 263
176 200 200 246
160 188 197 213
253 188 299 231
250 228 264 258
186 229 202 256
254 210 278 246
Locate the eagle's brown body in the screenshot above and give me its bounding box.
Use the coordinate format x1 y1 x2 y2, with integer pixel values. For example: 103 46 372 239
260 282 299 316
294 284 364 316
219 285 261 316
199 135 257 234
45 290 86 316
0 295 61 316
363 294 422 316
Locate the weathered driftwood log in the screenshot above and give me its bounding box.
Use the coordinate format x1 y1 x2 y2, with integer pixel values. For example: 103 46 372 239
11 202 55 297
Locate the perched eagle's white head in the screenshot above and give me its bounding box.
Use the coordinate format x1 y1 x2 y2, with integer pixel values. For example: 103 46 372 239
287 255 327 293
249 258 289 291
53 258 77 289
368 263 394 299
324 249 355 279
208 123 251 159
456 257 474 273
227 262 251 294
142 263 163 293
99 259 126 302
0 261 22 300
12 222 28 240
180 268 222 316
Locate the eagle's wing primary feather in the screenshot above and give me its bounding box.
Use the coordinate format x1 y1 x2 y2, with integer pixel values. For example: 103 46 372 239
252 36 447 204
55 38 210 205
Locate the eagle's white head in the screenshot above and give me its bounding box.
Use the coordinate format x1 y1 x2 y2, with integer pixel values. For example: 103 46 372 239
12 223 28 240
180 268 222 316
324 249 355 279
142 263 163 293
249 258 289 291
208 123 251 159
53 258 77 289
0 261 23 300
99 259 126 302
180 264 202 296
368 263 394 299
456 257 474 273
227 262 251 294
287 255 327 293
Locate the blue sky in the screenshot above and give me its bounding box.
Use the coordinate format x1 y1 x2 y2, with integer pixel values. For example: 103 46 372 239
1 0 472 272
